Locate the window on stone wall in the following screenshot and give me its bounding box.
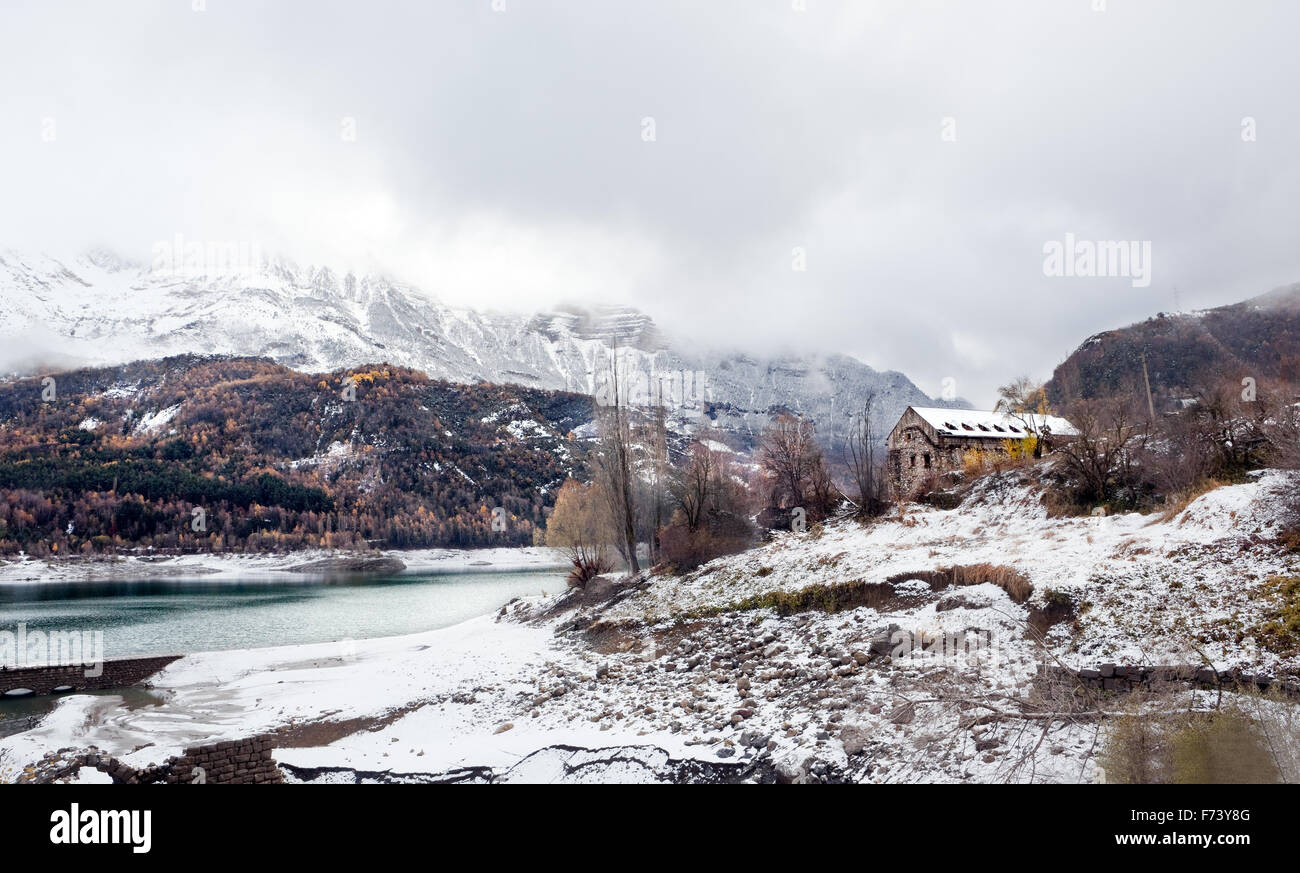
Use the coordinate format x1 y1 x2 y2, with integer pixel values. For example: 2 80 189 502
924 453 931 468
910 454 916 467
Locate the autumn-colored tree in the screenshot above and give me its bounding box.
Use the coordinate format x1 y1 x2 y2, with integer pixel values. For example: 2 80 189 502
994 375 1052 457
545 478 613 587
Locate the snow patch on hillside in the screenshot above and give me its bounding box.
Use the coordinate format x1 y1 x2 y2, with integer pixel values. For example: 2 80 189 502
131 403 181 436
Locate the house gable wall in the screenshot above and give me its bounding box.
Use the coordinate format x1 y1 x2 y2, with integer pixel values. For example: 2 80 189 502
887 408 945 497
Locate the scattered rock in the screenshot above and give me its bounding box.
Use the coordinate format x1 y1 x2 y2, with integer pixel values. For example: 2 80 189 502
868 624 902 658
840 724 869 755
935 593 982 612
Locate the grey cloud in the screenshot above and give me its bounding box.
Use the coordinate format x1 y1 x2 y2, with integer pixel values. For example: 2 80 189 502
2 0 1299 406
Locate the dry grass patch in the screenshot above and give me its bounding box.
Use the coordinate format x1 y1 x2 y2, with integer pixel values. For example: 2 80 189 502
884 563 1034 604
1152 477 1230 524
1254 575 1300 658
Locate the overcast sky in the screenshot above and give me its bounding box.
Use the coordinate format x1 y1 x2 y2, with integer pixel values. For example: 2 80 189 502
3 0 1299 407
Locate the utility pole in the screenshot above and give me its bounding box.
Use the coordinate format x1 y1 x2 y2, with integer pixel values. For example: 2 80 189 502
1141 350 1156 421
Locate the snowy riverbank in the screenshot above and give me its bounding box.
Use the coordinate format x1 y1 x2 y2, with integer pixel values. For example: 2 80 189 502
0 545 570 584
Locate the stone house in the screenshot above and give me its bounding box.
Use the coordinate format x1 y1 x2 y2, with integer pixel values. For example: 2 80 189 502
886 406 1078 498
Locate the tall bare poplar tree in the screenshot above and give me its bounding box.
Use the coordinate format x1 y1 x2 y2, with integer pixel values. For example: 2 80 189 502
595 341 641 575
846 392 885 516
643 375 670 564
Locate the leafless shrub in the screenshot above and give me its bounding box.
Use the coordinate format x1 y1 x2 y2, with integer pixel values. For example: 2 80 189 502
657 511 753 574
844 394 889 518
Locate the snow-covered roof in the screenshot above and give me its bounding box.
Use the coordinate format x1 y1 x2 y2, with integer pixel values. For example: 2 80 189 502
907 406 1078 439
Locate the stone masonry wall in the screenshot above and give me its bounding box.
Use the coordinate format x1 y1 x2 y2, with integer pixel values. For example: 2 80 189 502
166 736 285 784
0 655 181 696
17 735 285 784
1040 663 1300 699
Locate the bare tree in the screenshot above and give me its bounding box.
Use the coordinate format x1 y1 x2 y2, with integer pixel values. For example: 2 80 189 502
758 413 841 521
660 437 757 570
671 440 715 532
846 392 887 517
1186 378 1270 474
995 376 1052 457
759 414 818 508
637 377 671 564
1055 399 1141 505
1261 382 1300 470
593 342 641 575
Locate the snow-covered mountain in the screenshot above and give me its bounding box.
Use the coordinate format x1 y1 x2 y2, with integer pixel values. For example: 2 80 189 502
0 250 953 449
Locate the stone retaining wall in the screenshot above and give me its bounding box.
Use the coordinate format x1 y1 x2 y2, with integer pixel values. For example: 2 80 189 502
17 735 284 785
0 655 181 696
1041 663 1300 698
166 736 284 784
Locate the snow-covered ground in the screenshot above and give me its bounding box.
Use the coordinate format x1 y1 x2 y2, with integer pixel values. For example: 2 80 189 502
3 471 1297 783
0 546 569 584
606 469 1300 675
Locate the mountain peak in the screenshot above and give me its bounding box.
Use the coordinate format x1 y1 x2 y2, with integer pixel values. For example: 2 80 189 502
0 247 942 447
529 304 666 351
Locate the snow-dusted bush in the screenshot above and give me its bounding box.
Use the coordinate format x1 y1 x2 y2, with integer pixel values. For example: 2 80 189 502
657 509 754 574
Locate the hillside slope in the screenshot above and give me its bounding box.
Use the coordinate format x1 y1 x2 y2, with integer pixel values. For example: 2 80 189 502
0 355 592 553
1046 283 1300 408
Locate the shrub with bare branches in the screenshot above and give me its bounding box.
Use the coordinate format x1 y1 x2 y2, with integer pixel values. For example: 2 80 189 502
844 394 889 518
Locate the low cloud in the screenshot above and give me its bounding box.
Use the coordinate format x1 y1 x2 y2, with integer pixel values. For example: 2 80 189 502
2 0 1299 405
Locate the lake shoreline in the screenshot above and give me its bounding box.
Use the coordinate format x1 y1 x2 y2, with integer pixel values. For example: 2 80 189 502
0 545 570 585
